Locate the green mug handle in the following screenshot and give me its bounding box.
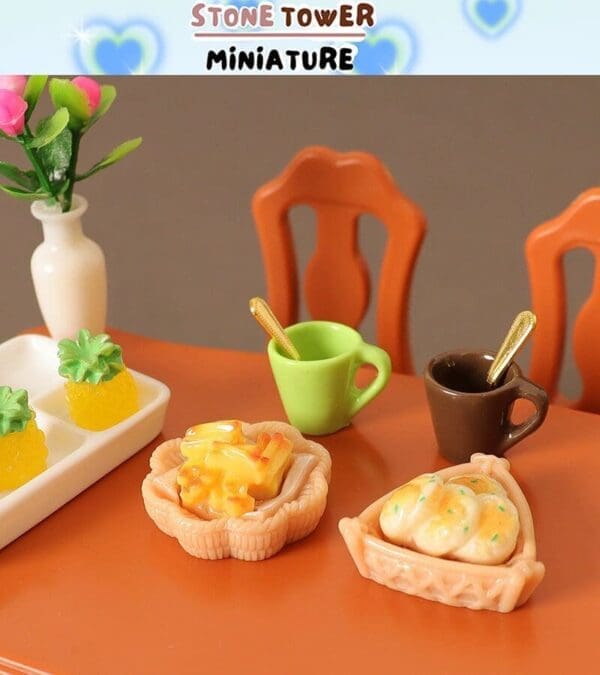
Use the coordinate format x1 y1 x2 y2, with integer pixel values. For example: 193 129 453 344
349 343 392 417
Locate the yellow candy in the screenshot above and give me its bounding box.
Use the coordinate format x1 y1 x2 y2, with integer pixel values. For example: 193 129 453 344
0 419 48 490
65 368 139 431
178 420 293 518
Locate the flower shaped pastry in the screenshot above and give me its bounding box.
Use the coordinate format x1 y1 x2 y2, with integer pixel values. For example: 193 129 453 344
142 421 331 561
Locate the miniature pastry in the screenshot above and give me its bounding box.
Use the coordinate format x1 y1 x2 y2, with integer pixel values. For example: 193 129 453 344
0 386 48 490
339 454 545 612
379 472 519 565
177 420 293 518
142 420 331 561
58 329 139 431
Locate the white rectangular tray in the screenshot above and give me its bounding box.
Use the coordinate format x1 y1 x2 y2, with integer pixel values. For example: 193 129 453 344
0 334 171 550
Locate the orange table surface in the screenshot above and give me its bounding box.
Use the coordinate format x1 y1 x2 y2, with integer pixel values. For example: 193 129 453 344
1 330 599 675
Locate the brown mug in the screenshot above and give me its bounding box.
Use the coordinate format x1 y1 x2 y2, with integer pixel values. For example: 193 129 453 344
424 350 549 464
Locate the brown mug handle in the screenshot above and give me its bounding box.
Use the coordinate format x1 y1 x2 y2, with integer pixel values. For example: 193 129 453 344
501 376 549 452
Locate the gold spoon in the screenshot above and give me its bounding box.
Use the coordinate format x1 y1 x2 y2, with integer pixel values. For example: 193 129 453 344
486 310 537 387
249 297 301 361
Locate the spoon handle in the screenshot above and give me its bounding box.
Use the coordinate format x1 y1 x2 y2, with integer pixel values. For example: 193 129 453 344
486 310 537 387
249 297 301 361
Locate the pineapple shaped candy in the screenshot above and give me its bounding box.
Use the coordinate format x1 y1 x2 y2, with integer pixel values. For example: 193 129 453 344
58 329 139 431
0 386 48 490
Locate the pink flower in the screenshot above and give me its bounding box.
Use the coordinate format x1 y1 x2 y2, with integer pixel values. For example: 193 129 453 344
0 75 27 96
72 76 101 115
0 90 28 136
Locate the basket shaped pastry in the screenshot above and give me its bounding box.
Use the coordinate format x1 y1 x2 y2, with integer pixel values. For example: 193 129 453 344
142 420 331 561
339 453 544 612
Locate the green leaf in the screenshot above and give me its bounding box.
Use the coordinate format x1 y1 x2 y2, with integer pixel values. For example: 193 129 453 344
76 137 142 181
58 329 125 384
49 78 90 129
23 76 48 121
0 185 50 200
0 386 32 437
0 162 39 190
38 127 73 193
55 180 71 197
30 108 69 149
85 85 116 132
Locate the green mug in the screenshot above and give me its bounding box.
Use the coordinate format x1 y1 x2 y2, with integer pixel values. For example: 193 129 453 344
268 321 392 435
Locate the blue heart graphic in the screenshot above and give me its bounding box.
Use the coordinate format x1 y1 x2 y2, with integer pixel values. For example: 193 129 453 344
354 39 396 75
476 0 508 27
73 19 163 74
95 38 143 75
352 21 417 75
464 0 520 38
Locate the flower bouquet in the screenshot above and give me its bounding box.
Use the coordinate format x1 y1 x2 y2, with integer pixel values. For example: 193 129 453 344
0 75 142 337
0 75 140 210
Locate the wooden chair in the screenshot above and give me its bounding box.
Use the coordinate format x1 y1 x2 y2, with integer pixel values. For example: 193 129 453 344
526 188 600 412
252 146 426 373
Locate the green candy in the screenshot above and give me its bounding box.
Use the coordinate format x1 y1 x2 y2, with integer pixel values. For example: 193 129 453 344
0 386 32 437
58 329 125 384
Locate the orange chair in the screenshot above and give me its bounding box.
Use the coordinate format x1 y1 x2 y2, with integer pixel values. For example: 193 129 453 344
252 146 426 373
526 188 600 413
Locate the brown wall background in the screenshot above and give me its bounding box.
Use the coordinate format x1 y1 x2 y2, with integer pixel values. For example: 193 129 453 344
2 77 597 398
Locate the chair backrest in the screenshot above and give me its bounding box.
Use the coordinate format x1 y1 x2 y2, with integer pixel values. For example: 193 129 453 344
526 188 600 412
252 146 426 373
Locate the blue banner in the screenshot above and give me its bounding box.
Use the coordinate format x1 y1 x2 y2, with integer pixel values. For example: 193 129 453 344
0 1 597 75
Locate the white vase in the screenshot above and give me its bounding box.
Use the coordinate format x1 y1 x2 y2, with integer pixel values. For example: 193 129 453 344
30 195 107 340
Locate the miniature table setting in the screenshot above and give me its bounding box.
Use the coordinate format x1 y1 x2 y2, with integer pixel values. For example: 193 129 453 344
0 77 599 674
0 323 599 675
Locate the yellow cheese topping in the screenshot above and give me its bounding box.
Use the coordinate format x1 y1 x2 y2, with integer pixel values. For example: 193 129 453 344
177 420 293 518
379 472 520 565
